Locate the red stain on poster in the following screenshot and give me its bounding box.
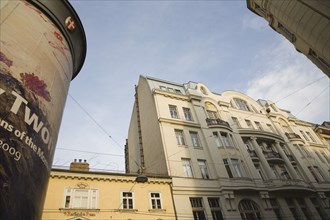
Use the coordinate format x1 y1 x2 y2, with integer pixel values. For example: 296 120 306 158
20 72 51 102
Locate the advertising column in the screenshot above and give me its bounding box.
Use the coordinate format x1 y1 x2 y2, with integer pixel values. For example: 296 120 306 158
0 0 86 219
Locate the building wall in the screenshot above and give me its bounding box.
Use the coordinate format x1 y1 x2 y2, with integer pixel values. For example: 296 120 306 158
42 169 176 220
127 75 330 220
246 0 330 77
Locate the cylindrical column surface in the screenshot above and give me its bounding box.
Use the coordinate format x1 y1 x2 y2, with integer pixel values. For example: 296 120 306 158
0 0 86 219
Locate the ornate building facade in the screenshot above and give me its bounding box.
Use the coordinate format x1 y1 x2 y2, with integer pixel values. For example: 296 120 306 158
126 75 330 220
246 0 330 77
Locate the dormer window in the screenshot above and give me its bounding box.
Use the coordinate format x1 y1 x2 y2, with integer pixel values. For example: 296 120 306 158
233 98 252 112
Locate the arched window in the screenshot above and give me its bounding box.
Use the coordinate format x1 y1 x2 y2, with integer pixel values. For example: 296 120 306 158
233 98 252 112
205 102 218 119
239 199 261 220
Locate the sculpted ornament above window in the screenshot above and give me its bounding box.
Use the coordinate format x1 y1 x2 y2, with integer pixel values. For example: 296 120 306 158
77 182 89 189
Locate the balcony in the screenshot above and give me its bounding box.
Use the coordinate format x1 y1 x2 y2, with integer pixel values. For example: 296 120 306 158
263 150 283 163
206 118 231 129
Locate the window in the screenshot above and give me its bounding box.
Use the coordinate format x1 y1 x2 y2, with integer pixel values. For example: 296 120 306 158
169 105 179 119
167 88 174 93
207 110 218 119
232 117 241 128
270 165 279 178
233 98 252 112
64 188 98 209
160 86 166 90
182 158 193 177
285 198 300 220
267 124 276 133
315 151 325 163
306 132 316 142
150 193 162 209
231 159 246 178
223 159 233 178
279 165 291 180
239 199 261 220
220 132 233 148
175 89 182 94
190 131 202 148
198 160 209 179
245 120 254 129
300 130 309 141
308 166 325 183
254 164 266 181
183 107 193 121
190 198 206 220
270 198 283 220
254 122 263 131
294 144 310 157
208 198 224 220
122 192 134 209
297 198 312 219
175 129 186 145
310 197 328 220
321 152 330 164
213 132 234 148
213 132 222 147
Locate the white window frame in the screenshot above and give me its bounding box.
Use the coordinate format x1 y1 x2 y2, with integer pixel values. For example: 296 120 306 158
190 131 202 148
150 192 162 209
183 107 193 121
234 98 252 112
63 187 98 209
213 132 222 147
121 191 134 209
190 197 206 220
198 159 210 179
182 158 193 177
207 110 218 119
220 132 233 148
175 129 186 145
231 159 246 178
169 105 179 119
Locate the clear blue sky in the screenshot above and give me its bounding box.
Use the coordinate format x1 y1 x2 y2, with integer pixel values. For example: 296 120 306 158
53 0 329 172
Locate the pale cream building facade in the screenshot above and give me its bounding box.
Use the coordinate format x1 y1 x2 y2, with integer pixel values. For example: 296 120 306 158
42 160 176 220
246 0 330 77
126 75 330 220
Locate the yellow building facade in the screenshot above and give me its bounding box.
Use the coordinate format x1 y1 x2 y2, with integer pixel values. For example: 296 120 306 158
42 160 176 220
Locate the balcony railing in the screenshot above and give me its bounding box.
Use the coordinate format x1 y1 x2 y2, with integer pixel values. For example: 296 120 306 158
206 118 231 128
263 150 282 160
247 149 259 161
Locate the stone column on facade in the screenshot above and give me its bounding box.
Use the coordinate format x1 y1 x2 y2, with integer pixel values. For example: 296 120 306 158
274 141 298 180
250 137 275 179
304 198 323 220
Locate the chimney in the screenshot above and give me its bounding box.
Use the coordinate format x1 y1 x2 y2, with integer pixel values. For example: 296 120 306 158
70 159 90 172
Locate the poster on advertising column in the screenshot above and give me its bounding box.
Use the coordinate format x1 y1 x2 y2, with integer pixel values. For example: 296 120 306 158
0 1 86 219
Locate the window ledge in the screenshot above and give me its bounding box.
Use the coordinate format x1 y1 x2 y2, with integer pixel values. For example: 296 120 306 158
117 209 138 212
59 208 100 212
148 209 166 212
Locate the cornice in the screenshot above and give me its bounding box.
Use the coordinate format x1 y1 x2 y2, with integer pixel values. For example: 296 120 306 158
159 118 202 128
153 89 189 101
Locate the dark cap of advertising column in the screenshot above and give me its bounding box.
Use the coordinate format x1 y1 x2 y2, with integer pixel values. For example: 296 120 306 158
0 0 86 219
